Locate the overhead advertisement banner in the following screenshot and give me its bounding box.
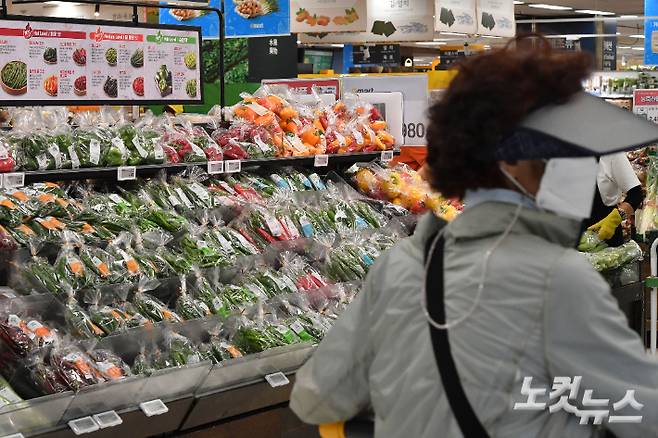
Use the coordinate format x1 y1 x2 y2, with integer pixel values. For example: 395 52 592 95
299 0 434 44
159 0 221 39
476 0 515 37
645 0 658 64
435 0 476 34
0 17 202 105
225 0 291 38
291 0 367 33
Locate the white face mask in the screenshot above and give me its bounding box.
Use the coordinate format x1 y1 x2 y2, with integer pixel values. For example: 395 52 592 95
536 157 599 220
500 157 599 220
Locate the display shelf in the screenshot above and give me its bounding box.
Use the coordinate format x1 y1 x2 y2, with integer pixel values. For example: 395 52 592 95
13 151 399 184
612 281 643 306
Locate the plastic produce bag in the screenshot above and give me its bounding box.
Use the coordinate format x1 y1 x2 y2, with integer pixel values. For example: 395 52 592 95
88 349 131 381
132 277 182 323
50 344 105 390
175 276 211 320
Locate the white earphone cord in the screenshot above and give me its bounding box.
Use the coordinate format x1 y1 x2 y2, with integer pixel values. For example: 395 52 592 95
422 202 524 330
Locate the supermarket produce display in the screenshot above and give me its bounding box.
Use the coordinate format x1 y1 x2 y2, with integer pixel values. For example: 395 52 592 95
0 133 432 435
0 87 396 180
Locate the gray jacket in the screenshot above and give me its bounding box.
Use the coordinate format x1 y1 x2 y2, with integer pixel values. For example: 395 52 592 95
290 202 658 437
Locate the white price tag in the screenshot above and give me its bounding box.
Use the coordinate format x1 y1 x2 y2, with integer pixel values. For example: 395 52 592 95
139 399 169 417
89 139 101 165
207 160 224 174
68 417 99 435
117 166 136 181
92 411 122 429
380 150 394 162
225 160 241 174
248 102 269 116
314 154 329 167
3 173 24 189
265 371 290 388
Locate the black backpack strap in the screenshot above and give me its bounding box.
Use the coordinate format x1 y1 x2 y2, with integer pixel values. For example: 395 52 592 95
425 233 490 438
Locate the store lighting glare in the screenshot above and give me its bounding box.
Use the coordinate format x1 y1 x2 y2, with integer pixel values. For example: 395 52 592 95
416 42 446 45
632 47 645 51
94 3 100 16
618 46 632 49
330 44 344 48
629 34 645 39
440 32 467 36
620 15 640 18
513 1 524 4
575 9 615 16
527 4 572 11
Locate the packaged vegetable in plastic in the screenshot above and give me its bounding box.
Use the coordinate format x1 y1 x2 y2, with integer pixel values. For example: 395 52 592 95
84 288 131 336
578 230 608 253
164 330 202 367
54 231 94 291
190 268 224 316
64 289 105 339
88 349 131 381
161 125 206 163
132 277 182 323
50 344 105 390
190 125 223 161
28 360 70 394
105 233 142 281
0 135 17 173
175 276 211 320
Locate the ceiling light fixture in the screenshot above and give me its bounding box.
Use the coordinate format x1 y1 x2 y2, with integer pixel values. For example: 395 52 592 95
94 3 100 16
620 15 640 19
629 34 645 38
527 4 572 11
618 46 632 49
632 47 645 51
513 1 524 4
574 9 615 16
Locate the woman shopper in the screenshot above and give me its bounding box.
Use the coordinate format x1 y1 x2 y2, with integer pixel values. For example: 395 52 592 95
290 36 658 438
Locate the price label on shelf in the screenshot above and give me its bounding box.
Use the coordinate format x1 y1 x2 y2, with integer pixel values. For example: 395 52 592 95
68 417 99 436
3 172 24 189
140 399 169 417
265 371 290 388
207 160 224 175
92 411 122 429
225 160 242 174
380 150 394 162
314 154 329 167
117 166 137 181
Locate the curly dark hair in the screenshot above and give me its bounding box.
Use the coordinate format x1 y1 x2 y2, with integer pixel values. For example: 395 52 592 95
426 35 593 199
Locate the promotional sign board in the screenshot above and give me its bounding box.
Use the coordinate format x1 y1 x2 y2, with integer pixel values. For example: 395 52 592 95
247 35 298 81
299 0 434 44
225 0 291 38
0 17 202 105
290 0 367 33
159 0 221 39
645 0 658 65
341 75 428 145
633 89 658 123
262 78 341 99
352 45 400 66
435 0 477 34
476 0 515 37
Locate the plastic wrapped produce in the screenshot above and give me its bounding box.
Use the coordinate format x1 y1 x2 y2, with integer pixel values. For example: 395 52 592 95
584 241 643 272
50 344 105 390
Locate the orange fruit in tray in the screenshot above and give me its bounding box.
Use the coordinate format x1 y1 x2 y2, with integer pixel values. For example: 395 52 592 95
296 8 310 22
317 16 330 26
333 16 348 25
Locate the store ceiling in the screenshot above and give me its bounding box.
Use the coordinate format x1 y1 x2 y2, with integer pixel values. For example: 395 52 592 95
515 1 644 17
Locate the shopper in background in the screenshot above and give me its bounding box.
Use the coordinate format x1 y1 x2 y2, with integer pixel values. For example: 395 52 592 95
587 153 644 246
290 36 658 438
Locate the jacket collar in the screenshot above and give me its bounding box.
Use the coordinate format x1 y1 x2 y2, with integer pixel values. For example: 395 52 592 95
414 202 582 250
